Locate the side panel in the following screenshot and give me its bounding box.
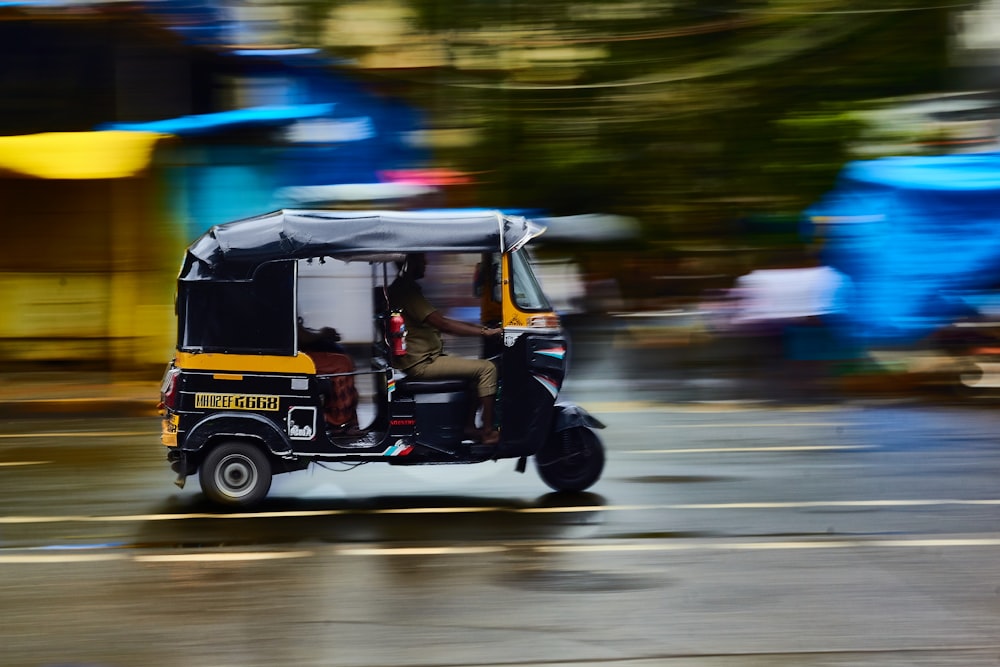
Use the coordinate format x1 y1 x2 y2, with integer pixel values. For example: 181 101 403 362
498 333 567 457
184 412 292 455
172 366 328 455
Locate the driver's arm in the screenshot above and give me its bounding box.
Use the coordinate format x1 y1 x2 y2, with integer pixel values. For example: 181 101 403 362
425 310 501 337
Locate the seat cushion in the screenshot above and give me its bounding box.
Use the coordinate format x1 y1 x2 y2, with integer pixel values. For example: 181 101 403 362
395 378 469 394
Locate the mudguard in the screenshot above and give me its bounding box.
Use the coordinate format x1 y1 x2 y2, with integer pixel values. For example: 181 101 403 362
551 402 606 432
181 412 292 456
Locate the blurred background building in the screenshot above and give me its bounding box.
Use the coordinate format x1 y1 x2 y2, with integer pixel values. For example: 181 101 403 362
2 0 1000 376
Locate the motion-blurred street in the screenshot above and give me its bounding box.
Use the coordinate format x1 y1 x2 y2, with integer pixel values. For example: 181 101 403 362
2 361 999 666
3 1 1000 665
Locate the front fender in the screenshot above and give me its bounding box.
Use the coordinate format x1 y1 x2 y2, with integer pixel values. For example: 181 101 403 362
182 412 292 456
551 402 606 432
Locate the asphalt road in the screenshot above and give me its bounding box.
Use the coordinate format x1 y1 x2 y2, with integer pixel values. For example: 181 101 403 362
1 401 999 667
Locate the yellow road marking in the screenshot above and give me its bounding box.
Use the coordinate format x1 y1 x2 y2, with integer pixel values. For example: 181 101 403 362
0 431 154 439
519 504 657 513
2 499 999 525
0 553 127 563
0 461 50 467
134 551 313 563
0 551 311 564
4 535 1000 564
337 546 507 556
376 507 498 514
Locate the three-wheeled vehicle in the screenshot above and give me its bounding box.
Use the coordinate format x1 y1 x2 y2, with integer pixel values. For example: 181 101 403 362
159 209 606 507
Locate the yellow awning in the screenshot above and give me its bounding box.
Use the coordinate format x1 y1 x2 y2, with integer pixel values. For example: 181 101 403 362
0 131 166 179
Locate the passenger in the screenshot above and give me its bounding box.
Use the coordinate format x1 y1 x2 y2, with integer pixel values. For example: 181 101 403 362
387 253 502 446
298 319 361 435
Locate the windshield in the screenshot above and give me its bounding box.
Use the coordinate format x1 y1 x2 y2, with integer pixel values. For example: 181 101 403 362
510 250 551 312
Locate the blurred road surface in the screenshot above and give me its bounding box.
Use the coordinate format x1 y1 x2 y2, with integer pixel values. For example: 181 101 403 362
1 401 999 666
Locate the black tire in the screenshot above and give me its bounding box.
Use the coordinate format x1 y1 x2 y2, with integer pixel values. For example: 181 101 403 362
199 441 272 507
535 426 605 493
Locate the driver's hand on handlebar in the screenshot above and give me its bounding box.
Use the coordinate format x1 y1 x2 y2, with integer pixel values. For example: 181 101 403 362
481 326 503 337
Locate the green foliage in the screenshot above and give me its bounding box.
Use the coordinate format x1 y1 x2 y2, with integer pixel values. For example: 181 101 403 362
324 0 952 245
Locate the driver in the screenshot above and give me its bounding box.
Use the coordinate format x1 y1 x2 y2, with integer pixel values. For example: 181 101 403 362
387 253 502 446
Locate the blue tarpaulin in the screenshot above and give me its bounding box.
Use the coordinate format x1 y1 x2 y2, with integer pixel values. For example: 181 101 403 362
99 104 336 135
807 153 1000 344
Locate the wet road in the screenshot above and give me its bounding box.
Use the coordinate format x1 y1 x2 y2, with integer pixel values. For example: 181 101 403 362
1 401 999 666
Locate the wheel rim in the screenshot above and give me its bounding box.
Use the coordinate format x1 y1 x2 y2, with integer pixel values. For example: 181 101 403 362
214 453 258 498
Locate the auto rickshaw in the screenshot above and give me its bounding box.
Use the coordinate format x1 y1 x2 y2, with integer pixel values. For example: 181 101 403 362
159 209 606 507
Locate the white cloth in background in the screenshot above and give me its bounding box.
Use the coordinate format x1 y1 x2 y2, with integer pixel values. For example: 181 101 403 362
731 266 851 324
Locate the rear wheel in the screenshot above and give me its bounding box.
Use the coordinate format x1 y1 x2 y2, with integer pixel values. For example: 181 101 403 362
199 441 272 507
535 426 605 492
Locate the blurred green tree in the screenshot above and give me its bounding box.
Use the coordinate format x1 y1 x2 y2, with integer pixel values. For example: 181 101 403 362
312 0 951 246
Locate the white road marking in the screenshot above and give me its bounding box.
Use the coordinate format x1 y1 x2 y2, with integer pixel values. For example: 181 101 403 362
581 402 846 413
625 445 873 454
534 537 1000 553
0 461 50 467
671 499 1000 509
646 422 850 428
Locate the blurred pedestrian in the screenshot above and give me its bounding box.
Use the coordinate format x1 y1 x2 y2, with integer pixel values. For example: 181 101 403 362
730 247 857 400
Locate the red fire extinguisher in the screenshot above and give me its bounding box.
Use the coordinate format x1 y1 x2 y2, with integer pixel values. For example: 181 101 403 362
388 311 407 356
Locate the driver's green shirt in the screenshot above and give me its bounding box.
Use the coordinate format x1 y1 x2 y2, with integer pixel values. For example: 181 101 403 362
386 276 442 370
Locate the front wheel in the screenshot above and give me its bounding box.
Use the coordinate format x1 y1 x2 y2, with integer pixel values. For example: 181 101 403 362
535 426 605 493
199 441 272 507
